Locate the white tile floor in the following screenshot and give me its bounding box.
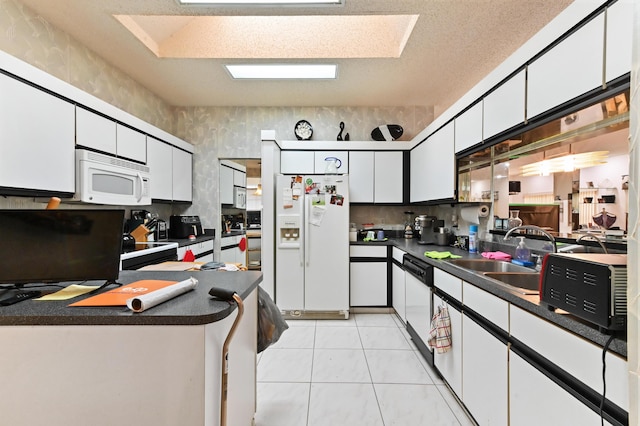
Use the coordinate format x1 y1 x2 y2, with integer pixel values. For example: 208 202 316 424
255 313 476 426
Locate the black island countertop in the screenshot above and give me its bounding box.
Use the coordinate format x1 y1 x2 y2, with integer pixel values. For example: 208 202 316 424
352 237 627 358
0 270 262 327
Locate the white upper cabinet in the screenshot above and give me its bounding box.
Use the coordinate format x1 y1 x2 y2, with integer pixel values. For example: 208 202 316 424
349 151 403 203
281 150 349 174
220 165 234 205
374 151 403 203
314 151 349 174
605 0 633 82
281 151 315 174
454 101 483 154
410 122 455 202
116 124 146 163
147 136 193 202
172 148 192 202
348 151 374 202
146 136 173 201
77 108 148 164
483 70 526 140
233 169 246 188
0 73 75 194
75 107 117 154
527 13 605 119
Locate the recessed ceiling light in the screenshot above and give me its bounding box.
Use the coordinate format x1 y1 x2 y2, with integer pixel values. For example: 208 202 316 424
178 0 342 5
225 64 337 79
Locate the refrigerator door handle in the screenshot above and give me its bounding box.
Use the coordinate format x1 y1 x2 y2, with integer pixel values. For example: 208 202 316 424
304 195 310 267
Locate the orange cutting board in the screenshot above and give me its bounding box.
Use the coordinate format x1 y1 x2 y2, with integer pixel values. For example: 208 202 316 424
69 280 178 307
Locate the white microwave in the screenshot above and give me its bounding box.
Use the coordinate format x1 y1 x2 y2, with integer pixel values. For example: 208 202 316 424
73 149 151 206
234 186 246 209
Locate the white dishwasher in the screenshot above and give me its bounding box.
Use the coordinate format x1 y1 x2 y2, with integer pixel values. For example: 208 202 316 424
403 254 434 366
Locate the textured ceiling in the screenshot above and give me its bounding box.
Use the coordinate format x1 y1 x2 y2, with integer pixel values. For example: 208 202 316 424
18 0 574 111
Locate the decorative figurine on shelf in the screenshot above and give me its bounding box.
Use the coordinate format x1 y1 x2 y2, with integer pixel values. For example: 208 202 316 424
371 124 403 141
507 210 523 229
593 208 616 229
337 121 350 141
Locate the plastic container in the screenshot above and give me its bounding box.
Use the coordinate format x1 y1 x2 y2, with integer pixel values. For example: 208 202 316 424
515 236 530 261
469 224 478 253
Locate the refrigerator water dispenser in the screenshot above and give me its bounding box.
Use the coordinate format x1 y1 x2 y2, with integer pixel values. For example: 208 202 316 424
278 214 301 248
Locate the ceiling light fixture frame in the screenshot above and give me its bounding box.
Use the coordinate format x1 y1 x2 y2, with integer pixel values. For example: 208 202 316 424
225 63 338 80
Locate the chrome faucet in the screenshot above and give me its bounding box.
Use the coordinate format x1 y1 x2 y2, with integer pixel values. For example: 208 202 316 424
504 225 557 253
576 232 609 254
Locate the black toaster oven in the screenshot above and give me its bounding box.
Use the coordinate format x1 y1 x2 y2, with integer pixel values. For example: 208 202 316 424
540 253 627 333
169 215 204 239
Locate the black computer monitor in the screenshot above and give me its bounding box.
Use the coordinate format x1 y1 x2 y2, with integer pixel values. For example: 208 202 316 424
0 209 124 286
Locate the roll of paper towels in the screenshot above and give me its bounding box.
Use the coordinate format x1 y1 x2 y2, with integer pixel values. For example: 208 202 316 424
460 205 489 223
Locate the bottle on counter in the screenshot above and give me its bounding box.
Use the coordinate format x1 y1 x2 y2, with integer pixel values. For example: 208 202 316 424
515 237 530 261
469 224 478 253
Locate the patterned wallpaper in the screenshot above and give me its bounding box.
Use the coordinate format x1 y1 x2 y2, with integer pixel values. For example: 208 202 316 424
173 106 433 232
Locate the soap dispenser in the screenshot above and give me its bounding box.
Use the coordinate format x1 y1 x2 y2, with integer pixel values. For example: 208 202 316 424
515 236 530 261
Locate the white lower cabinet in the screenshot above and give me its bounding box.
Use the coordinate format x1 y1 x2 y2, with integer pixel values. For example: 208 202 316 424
349 245 388 307
510 351 612 426
461 315 508 426
221 236 246 265
404 272 431 349
350 262 387 306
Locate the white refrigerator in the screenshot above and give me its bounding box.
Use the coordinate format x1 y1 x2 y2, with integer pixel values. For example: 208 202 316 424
275 174 350 318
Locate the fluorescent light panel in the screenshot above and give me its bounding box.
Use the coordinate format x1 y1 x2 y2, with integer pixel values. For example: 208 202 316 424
179 0 341 4
226 64 337 79
520 151 609 176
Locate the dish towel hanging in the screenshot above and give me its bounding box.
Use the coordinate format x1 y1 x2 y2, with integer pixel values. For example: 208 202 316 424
428 304 452 353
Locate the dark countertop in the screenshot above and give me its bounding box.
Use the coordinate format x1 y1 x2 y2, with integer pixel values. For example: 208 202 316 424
221 230 246 238
168 235 215 247
353 238 627 358
0 270 262 327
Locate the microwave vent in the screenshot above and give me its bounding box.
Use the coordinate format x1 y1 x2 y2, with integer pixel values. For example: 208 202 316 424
83 149 149 173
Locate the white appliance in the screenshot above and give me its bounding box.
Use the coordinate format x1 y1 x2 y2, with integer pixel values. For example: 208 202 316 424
275 174 350 318
73 149 151 205
233 186 247 209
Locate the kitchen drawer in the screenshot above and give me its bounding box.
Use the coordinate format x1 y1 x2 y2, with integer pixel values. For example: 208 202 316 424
177 239 214 261
349 245 387 258
462 281 509 332
510 305 628 410
221 235 242 248
391 247 406 263
433 268 462 301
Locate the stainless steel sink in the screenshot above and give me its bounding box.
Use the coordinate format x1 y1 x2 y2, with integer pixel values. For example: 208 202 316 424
447 259 533 273
483 272 540 295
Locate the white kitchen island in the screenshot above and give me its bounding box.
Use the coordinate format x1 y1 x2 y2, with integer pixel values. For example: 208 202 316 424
0 270 260 426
